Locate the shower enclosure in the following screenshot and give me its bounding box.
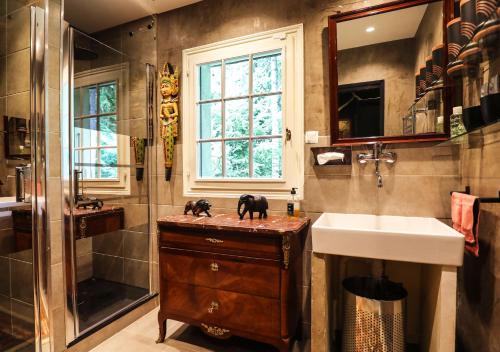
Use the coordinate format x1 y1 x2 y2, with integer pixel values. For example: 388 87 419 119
62 25 156 344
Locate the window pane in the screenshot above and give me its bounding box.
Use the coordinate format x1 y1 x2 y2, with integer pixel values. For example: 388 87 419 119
81 149 98 179
100 115 117 146
253 95 282 136
99 83 117 113
74 119 82 147
199 142 222 178
100 148 118 179
199 61 221 100
225 140 249 178
253 52 282 94
74 88 81 116
225 98 249 138
225 56 249 98
253 138 282 178
82 85 97 115
81 117 98 147
199 102 222 139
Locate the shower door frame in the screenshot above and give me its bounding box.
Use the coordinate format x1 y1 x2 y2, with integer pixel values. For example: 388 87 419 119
31 6 51 352
61 24 157 346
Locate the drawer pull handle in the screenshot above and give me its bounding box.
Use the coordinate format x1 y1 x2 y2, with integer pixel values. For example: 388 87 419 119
210 262 219 272
208 301 219 314
205 238 223 244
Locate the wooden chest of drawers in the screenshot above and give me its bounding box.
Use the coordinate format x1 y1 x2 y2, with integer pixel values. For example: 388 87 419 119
156 214 310 352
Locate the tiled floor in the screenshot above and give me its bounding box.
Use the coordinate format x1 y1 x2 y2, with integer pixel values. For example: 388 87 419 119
90 308 309 352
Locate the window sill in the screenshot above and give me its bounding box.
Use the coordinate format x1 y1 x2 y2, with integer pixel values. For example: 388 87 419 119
184 187 299 200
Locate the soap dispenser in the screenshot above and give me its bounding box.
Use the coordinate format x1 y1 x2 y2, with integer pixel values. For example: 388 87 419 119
287 188 300 217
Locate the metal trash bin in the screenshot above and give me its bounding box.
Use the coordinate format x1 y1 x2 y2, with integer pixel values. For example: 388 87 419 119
342 276 407 352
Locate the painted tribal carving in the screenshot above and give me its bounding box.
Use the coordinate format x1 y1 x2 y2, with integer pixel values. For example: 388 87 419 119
159 63 179 181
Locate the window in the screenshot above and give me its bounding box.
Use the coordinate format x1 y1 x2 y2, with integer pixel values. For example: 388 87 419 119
74 64 130 194
183 25 304 199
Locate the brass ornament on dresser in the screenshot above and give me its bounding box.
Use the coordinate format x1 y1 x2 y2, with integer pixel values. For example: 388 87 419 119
159 63 179 181
156 214 310 352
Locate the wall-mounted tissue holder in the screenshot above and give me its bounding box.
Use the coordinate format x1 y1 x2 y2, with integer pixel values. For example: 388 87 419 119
311 147 352 166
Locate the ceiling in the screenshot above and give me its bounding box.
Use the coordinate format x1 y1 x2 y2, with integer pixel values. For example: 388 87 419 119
337 4 428 51
65 0 202 33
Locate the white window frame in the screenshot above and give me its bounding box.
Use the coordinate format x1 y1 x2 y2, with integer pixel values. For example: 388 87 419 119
74 63 131 195
182 24 304 200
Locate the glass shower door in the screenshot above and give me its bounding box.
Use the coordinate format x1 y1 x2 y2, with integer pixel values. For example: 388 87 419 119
0 4 47 352
62 27 155 342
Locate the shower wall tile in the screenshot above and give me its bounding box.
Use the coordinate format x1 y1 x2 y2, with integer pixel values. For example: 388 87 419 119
123 230 149 261
47 0 60 49
0 294 10 331
9 247 32 263
7 0 37 15
93 253 124 283
49 220 62 265
0 56 6 97
0 256 9 296
10 258 33 304
11 298 34 341
0 228 13 256
6 91 29 118
47 177 62 221
6 47 29 95
124 258 148 289
6 5 29 54
0 15 6 57
76 252 92 283
92 230 123 257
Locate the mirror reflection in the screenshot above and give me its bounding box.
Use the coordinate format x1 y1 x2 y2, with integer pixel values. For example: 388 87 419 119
336 1 444 139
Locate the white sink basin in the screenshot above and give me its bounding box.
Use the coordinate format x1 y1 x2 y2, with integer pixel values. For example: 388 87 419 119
312 213 465 266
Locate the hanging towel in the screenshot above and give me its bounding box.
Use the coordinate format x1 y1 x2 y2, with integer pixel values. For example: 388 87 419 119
451 192 480 257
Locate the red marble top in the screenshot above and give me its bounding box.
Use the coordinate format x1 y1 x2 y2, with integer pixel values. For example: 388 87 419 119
64 206 124 218
157 213 310 236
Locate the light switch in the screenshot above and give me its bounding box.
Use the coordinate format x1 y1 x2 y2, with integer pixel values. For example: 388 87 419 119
305 131 319 144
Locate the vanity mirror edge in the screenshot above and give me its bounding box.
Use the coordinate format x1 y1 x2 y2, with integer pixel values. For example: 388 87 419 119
328 0 455 146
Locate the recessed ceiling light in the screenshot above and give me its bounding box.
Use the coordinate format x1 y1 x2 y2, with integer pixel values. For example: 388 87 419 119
366 26 375 33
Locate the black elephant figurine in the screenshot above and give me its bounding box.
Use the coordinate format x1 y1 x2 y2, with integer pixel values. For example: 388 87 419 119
237 194 268 220
184 199 212 217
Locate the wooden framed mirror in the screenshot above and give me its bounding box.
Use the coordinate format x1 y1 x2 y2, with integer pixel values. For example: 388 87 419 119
329 0 454 145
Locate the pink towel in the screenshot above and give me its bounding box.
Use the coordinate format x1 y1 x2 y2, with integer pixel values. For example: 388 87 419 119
451 192 480 257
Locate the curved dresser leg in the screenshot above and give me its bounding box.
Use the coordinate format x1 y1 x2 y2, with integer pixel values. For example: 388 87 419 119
156 311 167 344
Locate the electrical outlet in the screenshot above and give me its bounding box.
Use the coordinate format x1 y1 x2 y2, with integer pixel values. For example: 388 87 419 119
305 131 319 144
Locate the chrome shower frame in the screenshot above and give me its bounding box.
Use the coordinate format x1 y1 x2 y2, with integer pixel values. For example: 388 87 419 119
31 5 51 352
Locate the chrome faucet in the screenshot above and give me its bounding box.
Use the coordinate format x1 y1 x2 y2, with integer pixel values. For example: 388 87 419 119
357 142 397 188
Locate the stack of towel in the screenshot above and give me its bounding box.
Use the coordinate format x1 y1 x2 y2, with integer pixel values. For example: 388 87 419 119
451 192 480 257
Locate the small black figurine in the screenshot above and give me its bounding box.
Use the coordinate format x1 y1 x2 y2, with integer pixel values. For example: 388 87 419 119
237 194 268 220
184 199 212 217
76 197 104 210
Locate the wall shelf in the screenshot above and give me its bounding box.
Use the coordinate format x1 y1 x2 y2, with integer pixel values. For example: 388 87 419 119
438 119 500 147
311 147 352 166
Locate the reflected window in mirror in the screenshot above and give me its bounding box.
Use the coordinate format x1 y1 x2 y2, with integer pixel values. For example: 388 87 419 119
330 0 451 145
73 64 131 195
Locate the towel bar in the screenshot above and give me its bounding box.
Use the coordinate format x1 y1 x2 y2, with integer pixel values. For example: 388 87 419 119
450 186 500 203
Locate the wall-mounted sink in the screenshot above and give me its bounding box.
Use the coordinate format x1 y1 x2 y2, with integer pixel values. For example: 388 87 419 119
312 213 465 266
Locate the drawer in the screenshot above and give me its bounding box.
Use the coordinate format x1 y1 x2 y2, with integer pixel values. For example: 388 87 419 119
163 282 280 338
161 248 280 298
159 228 281 259
75 213 123 239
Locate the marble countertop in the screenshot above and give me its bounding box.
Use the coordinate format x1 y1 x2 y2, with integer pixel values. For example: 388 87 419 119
157 213 310 236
